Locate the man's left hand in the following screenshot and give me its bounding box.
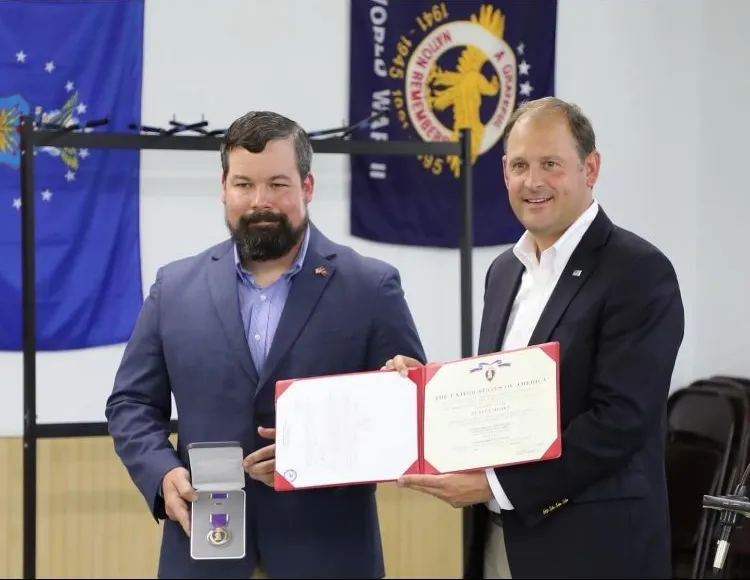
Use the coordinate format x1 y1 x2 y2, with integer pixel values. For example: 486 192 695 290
397 472 492 508
243 427 276 487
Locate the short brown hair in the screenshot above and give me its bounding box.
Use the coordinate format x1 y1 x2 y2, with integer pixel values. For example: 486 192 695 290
501 97 596 161
220 111 313 179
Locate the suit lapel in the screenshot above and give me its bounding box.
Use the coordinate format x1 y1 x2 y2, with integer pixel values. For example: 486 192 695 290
257 232 336 390
480 260 523 354
207 242 259 385
527 209 613 345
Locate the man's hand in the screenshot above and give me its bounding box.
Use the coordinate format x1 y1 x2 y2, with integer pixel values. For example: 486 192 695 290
381 354 424 376
398 472 493 508
243 426 276 487
162 466 198 536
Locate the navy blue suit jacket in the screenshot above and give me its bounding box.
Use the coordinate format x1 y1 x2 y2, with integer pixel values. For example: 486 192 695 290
465 209 685 579
105 225 426 579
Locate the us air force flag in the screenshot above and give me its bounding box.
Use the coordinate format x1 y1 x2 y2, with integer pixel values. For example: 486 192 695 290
348 1 557 248
0 0 145 350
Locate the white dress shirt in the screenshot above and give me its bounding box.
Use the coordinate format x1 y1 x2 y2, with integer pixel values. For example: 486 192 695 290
485 200 600 513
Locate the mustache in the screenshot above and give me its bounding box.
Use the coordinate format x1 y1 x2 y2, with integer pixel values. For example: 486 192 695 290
238 211 285 226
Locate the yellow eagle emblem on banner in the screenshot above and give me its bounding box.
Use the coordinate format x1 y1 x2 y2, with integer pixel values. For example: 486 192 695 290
389 3 518 178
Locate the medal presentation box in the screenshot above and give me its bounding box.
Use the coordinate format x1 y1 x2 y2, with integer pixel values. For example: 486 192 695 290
188 441 246 560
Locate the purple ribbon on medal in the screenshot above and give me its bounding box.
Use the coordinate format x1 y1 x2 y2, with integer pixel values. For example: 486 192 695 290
210 513 229 527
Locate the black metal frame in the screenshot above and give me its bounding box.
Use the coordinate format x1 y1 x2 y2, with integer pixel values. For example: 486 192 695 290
17 116 475 579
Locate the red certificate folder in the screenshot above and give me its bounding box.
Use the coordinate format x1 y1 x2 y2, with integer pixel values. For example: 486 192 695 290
274 342 561 491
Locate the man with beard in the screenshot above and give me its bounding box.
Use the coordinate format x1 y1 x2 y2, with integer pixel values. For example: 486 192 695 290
105 111 426 579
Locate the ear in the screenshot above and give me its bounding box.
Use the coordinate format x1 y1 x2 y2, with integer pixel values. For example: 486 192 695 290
302 173 315 203
502 155 510 190
585 150 601 189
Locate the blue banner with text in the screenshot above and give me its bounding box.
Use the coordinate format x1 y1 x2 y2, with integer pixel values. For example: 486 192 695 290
349 1 557 248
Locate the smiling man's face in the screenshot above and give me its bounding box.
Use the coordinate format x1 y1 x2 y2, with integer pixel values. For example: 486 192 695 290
503 110 600 251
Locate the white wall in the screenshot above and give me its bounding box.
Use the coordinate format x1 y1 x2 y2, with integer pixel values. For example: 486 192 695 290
0 0 747 436
695 1 750 379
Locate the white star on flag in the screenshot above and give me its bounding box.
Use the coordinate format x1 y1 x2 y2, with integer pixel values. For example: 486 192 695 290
41 189 53 202
44 61 55 73
16 50 26 63
519 61 531 76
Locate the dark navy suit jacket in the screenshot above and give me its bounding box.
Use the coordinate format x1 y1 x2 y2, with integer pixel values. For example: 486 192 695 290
465 209 685 579
105 225 426 579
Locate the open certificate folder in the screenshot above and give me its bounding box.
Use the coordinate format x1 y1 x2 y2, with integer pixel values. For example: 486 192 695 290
274 342 561 491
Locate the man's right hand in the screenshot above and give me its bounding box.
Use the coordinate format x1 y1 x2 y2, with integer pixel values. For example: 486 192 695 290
162 466 198 536
381 354 423 376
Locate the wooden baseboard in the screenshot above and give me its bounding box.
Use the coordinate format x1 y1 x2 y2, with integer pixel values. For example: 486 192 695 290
0 436 461 578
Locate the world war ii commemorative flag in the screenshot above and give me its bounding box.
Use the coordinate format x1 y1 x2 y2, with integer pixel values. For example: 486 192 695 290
348 1 557 248
0 0 145 350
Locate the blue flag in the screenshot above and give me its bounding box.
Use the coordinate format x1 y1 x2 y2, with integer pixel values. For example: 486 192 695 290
348 1 557 248
0 0 145 351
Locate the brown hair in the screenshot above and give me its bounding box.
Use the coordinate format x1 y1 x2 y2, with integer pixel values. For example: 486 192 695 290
501 97 597 161
220 111 313 179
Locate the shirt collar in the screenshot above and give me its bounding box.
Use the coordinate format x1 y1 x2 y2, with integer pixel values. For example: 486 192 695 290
233 225 311 282
513 200 600 274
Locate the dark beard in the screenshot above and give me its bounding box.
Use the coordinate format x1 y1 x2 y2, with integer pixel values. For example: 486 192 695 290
227 209 308 263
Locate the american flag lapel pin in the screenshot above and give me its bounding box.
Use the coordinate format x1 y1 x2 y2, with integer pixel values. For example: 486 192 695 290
314 266 328 277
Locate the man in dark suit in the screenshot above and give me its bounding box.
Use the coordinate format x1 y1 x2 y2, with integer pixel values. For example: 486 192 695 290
384 97 684 578
105 110 426 579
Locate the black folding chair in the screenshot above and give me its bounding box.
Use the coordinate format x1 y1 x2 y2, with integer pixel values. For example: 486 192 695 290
692 376 750 578
666 386 736 579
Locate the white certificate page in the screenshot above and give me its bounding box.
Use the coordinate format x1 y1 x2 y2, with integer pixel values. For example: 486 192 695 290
422 346 559 474
275 371 418 489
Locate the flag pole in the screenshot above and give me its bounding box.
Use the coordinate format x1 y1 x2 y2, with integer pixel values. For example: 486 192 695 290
19 114 38 580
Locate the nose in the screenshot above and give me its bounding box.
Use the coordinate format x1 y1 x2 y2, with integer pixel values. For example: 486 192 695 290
523 166 545 192
247 185 274 209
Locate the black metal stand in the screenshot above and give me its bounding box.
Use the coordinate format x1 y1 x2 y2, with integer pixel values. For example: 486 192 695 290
703 488 750 579
458 128 474 573
458 129 473 359
16 118 474 578
19 115 38 580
